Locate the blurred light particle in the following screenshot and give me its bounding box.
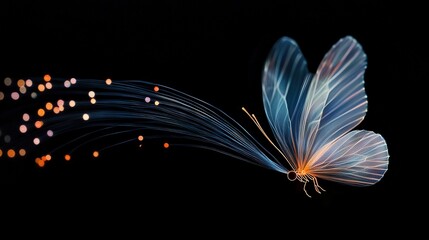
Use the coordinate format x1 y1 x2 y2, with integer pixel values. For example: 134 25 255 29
19 124 27 133
46 102 53 110
45 82 53 90
83 113 90 121
47 130 54 137
23 113 30 121
43 74 51 82
38 108 46 117
19 86 27 94
7 149 16 158
11 92 20 100
25 79 33 87
17 79 25 87
4 77 12 86
38 84 45 92
19 149 26 157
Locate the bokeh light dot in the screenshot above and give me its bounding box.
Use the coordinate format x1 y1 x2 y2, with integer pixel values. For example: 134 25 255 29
11 92 20 100
83 113 90 121
4 77 12 86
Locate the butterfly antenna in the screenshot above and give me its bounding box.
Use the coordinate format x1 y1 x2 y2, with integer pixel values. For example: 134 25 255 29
242 107 295 170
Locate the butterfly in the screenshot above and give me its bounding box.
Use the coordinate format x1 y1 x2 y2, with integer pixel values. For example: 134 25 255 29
243 36 389 197
0 36 389 198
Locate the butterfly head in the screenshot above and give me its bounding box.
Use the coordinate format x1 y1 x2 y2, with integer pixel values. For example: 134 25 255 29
287 168 325 197
286 167 311 182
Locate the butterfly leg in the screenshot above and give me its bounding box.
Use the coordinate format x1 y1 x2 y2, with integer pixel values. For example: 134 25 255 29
312 176 326 194
302 179 312 198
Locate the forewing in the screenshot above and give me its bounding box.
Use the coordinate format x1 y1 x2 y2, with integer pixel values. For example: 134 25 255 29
262 37 311 169
297 36 368 162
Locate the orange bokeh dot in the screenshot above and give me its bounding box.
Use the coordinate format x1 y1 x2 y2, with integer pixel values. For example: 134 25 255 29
38 84 45 92
17 79 25 87
46 154 52 161
138 135 144 141
53 107 60 114
36 158 45 167
154 86 159 92
7 149 16 158
64 154 71 161
0 149 3 157
93 151 99 158
35 120 44 128
163 142 169 149
19 149 26 156
44 74 51 82
38 108 46 117
46 102 53 110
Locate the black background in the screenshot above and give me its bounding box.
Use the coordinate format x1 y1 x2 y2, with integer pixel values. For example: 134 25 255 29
0 0 424 235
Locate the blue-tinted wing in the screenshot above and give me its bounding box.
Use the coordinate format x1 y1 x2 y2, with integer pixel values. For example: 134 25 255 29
262 37 311 170
297 36 368 165
308 130 389 186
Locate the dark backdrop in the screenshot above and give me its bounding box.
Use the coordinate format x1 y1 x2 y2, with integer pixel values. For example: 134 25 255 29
0 0 423 235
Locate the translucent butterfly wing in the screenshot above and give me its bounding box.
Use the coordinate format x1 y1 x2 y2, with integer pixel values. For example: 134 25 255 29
308 130 389 186
262 37 311 170
299 36 368 161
